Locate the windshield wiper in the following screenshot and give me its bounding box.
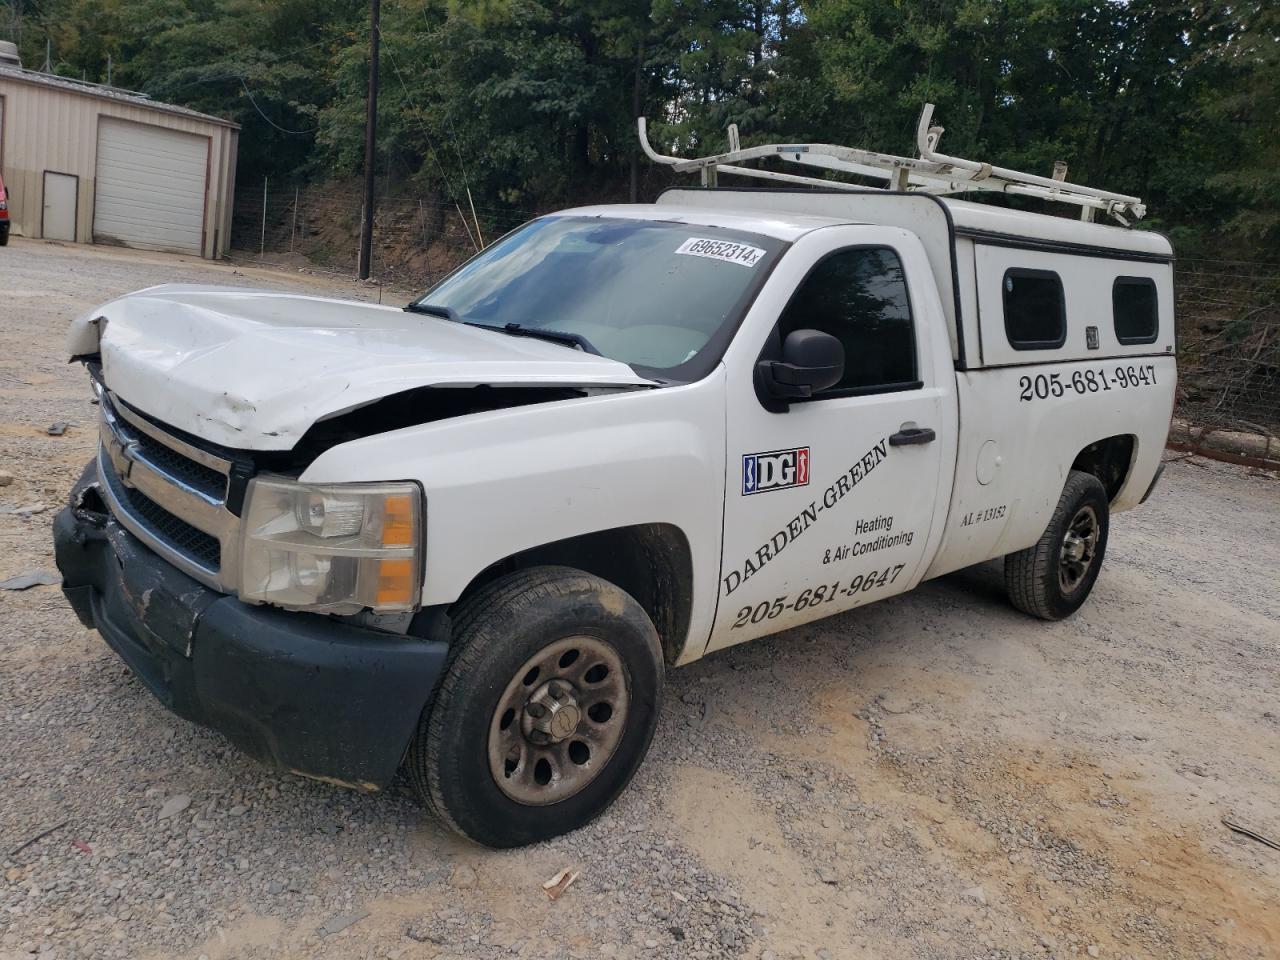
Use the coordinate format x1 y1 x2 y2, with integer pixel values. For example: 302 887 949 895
494 323 601 356
404 305 601 356
403 302 460 322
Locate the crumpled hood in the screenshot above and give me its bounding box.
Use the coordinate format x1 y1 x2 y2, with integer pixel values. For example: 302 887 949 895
67 285 653 450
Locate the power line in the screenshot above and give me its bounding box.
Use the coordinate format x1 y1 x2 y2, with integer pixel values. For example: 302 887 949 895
383 43 483 246
417 2 482 237
238 77 317 135
74 70 320 135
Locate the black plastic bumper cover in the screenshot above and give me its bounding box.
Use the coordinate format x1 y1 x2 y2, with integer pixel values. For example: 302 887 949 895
53 470 447 790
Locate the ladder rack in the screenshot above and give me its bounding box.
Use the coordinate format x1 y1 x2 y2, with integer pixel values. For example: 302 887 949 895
638 104 1145 225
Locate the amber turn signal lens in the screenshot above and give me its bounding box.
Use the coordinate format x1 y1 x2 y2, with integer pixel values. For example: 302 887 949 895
381 494 415 547
375 558 415 607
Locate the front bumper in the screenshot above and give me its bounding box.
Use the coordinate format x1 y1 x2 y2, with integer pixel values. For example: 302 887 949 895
53 463 447 790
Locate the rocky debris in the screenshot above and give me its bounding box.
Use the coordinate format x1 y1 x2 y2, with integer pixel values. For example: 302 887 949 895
0 503 47 517
878 694 915 715
404 921 440 944
0 470 14 487
0 570 59 590
317 909 369 938
448 864 477 890
156 795 191 820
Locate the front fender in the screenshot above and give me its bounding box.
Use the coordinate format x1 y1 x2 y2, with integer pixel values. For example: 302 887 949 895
300 371 728 657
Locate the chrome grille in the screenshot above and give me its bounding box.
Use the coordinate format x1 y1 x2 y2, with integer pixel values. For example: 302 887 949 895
97 388 241 592
128 428 227 501
99 461 223 569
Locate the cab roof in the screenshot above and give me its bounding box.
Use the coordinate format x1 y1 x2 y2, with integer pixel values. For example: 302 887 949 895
552 203 850 242
560 191 1172 260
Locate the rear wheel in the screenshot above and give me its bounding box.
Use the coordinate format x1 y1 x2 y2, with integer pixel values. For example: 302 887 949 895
1005 470 1109 620
408 566 664 847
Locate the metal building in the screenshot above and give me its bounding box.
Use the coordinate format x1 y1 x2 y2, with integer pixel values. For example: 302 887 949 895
0 64 239 258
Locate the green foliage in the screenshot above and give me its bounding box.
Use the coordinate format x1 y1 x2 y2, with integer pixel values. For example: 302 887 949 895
4 0 1279 255
10 0 362 183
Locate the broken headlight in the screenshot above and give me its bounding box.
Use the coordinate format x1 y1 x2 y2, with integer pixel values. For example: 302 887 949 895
238 477 422 614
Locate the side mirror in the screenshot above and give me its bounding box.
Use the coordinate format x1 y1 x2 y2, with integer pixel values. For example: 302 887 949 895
757 329 844 401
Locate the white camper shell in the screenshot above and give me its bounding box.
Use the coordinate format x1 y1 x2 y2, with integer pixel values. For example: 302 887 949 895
55 109 1176 848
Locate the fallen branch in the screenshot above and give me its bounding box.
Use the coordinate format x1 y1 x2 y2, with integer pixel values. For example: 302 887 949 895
1222 816 1280 852
8 819 69 858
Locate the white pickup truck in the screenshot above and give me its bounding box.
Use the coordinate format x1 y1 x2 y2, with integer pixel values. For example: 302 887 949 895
54 123 1176 847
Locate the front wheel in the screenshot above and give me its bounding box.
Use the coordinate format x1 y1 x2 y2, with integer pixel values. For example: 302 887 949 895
1005 470 1109 620
407 566 664 847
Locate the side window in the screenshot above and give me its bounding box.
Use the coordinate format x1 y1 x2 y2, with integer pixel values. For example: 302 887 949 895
1113 277 1159 344
1003 268 1066 350
777 247 917 396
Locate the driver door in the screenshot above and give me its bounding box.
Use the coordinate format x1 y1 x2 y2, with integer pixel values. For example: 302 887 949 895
707 228 955 652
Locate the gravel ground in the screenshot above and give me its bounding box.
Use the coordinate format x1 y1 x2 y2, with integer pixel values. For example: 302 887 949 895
1 237 1278 960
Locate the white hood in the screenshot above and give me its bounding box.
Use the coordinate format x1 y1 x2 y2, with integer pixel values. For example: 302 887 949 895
67 285 653 450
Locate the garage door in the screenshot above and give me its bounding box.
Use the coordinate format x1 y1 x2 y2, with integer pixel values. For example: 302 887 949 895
94 118 208 255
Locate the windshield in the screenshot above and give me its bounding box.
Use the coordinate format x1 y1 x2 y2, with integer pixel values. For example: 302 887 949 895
411 216 784 375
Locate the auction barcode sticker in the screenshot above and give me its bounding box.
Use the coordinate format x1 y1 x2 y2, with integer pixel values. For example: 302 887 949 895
675 237 766 267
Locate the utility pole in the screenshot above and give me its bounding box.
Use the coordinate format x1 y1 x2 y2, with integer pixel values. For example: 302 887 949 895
357 0 381 280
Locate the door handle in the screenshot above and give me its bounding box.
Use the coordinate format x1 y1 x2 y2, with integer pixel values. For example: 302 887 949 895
889 427 936 446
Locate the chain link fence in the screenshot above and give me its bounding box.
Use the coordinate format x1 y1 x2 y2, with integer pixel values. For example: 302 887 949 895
230 185 1280 456
1174 260 1279 440
230 181 533 289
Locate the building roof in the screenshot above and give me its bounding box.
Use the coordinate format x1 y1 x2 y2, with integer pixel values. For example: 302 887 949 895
0 65 240 129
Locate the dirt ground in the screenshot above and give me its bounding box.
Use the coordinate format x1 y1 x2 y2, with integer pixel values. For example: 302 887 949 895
1 237 1278 960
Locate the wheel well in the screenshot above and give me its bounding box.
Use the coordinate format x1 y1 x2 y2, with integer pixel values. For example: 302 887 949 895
454 524 695 665
1071 435 1136 502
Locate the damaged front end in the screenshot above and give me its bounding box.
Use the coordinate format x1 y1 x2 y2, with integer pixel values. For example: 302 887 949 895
57 284 657 788
64 283 654 450
54 461 448 789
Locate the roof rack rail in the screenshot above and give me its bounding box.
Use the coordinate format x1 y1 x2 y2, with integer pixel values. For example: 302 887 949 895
638 104 1144 225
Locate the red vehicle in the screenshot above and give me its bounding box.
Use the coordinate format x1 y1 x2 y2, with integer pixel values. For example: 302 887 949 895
0 170 9 246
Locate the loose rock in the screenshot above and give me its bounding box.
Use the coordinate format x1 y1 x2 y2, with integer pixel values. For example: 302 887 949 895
157 795 191 820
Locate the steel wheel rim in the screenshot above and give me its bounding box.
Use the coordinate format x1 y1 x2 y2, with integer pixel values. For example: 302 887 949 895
487 635 630 806
1059 504 1099 593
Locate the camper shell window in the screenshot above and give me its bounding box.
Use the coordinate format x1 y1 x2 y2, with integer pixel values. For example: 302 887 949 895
1113 277 1159 345
1003 268 1067 350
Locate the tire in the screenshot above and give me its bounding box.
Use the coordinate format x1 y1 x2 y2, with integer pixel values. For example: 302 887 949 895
1004 470 1109 621
0 228 8 247
407 565 664 847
